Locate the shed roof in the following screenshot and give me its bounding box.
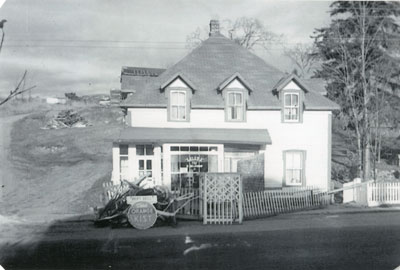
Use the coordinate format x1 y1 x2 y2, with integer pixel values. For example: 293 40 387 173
117 127 272 145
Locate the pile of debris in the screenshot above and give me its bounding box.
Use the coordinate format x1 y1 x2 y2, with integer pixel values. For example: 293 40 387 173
42 110 90 129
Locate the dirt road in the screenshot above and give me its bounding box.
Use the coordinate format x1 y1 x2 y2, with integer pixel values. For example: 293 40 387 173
0 114 29 205
2 211 400 270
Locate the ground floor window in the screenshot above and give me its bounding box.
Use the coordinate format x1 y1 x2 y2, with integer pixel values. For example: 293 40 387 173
136 144 154 180
170 145 219 191
284 150 306 186
138 159 152 178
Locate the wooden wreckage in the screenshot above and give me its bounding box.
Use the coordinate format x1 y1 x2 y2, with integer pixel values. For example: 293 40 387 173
94 175 196 229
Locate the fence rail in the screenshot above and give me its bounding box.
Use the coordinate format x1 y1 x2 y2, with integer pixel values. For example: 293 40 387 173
243 188 331 219
175 188 202 220
102 180 331 222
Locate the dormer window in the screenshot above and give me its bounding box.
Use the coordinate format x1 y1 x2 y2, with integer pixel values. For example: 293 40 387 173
283 92 300 122
170 90 187 121
226 91 245 121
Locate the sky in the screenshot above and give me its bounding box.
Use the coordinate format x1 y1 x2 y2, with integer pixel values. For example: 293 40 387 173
0 0 333 97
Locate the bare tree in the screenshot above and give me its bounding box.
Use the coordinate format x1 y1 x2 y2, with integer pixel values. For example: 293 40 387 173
284 43 318 78
186 17 281 51
0 19 36 106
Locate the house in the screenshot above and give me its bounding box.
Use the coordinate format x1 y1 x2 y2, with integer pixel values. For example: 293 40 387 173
46 97 67 104
111 20 339 192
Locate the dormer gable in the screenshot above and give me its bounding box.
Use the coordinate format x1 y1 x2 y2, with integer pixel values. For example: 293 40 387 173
217 72 253 93
160 72 197 92
274 74 309 123
217 73 252 123
273 73 309 93
160 74 195 122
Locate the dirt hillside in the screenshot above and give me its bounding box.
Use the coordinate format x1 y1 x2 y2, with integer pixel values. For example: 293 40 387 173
0 99 123 222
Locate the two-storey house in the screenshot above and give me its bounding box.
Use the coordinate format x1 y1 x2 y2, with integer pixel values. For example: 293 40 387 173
111 20 339 192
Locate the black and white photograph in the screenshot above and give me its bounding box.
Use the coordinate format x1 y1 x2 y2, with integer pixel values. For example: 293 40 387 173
1 0 400 269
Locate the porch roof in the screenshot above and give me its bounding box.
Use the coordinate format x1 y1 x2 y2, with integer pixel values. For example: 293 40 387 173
117 127 272 145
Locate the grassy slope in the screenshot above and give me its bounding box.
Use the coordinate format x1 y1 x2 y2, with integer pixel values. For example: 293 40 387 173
1 100 123 219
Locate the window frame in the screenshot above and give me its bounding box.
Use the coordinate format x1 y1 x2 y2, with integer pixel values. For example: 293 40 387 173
281 90 302 123
136 144 154 179
283 150 306 187
168 88 191 122
225 89 246 122
119 144 129 181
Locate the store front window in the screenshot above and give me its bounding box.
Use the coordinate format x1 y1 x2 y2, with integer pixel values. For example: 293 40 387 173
170 145 219 191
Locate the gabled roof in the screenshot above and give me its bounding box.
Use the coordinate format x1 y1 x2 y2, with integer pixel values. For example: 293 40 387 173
120 34 339 111
159 72 199 91
217 72 253 92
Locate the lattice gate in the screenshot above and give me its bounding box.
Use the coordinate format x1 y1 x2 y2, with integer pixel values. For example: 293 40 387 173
201 173 243 225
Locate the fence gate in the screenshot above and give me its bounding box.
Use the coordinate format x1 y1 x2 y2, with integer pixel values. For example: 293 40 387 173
201 173 243 225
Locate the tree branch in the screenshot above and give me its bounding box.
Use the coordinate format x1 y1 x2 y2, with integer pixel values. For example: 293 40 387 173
0 70 37 106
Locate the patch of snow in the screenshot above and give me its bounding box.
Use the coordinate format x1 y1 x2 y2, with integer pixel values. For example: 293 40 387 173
185 235 194 244
0 214 24 225
183 243 212 256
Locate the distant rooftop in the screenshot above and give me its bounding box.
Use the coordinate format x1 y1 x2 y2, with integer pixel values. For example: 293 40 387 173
121 67 166 77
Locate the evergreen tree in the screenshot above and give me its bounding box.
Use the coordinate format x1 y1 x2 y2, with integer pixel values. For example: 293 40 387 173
314 1 400 180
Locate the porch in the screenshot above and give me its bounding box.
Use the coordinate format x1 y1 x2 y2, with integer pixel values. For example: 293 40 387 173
112 127 271 191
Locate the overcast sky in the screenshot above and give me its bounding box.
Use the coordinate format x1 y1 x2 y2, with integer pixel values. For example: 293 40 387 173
0 0 332 97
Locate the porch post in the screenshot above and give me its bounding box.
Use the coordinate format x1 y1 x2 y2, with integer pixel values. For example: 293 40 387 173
128 144 137 181
259 144 268 188
163 144 171 188
111 143 120 185
217 144 224 172
153 146 162 186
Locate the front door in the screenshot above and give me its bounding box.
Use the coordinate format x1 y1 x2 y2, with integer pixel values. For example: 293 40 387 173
169 145 219 192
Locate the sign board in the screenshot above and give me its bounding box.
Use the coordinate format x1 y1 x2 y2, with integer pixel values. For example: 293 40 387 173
126 195 157 205
127 201 157 230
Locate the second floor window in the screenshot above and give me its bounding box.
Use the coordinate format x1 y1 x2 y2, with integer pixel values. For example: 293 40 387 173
170 91 186 121
227 91 244 121
284 93 300 122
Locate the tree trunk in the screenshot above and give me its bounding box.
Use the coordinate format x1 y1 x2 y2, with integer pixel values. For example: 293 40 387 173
357 132 363 179
364 139 371 180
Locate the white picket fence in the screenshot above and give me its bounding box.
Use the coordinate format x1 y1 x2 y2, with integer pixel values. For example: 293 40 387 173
343 179 400 207
243 187 330 219
368 181 400 206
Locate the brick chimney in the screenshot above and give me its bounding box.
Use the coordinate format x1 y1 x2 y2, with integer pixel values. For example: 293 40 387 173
209 20 220 36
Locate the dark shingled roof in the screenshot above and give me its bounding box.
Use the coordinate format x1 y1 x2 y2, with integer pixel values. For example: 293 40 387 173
302 78 328 95
121 35 339 111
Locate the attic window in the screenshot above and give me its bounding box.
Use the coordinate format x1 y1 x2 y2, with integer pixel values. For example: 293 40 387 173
283 92 300 122
226 91 245 122
170 90 187 121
